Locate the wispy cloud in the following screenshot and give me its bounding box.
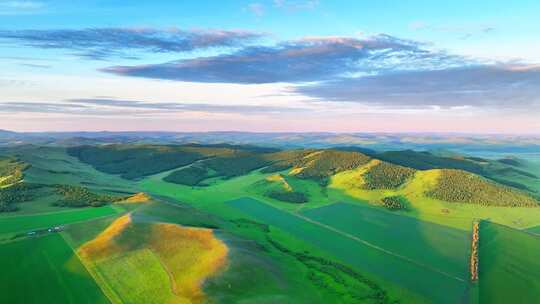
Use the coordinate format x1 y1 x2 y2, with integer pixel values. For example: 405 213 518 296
103 34 465 83
273 0 319 11
0 99 308 116
246 3 265 17
410 21 496 40
0 28 264 60
0 1 44 15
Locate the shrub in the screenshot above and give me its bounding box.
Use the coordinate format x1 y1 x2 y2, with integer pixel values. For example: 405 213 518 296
380 196 407 210
266 190 308 204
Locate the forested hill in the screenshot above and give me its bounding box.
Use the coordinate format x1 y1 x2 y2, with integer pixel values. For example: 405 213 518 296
68 144 540 208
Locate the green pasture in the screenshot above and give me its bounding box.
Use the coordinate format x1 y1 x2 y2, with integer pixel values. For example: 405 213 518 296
0 233 109 304
15 146 135 193
302 202 470 279
478 222 540 304
227 197 468 304
0 205 120 235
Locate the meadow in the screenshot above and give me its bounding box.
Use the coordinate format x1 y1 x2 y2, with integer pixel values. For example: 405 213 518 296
0 205 120 236
227 197 468 304
478 222 540 304
0 233 109 304
301 202 470 279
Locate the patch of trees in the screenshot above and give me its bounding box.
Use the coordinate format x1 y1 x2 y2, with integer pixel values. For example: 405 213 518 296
67 144 235 180
497 158 522 167
363 162 415 189
263 150 372 185
163 165 211 186
266 237 392 303
260 150 318 173
426 169 539 207
492 167 537 179
0 183 42 212
54 185 121 207
380 196 407 210
266 190 308 204
377 150 485 175
0 157 29 186
204 152 270 178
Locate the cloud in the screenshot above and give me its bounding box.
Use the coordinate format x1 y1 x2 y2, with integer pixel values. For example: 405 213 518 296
0 28 264 60
19 63 51 69
0 1 44 15
294 64 540 110
273 0 319 11
0 99 307 116
246 3 264 16
103 34 465 83
409 21 496 40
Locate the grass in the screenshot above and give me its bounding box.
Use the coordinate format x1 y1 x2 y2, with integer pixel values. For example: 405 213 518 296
330 168 540 230
0 205 120 236
96 249 181 304
15 146 135 193
301 203 469 280
0 233 109 304
77 214 228 304
478 221 540 304
227 197 467 304
527 225 540 235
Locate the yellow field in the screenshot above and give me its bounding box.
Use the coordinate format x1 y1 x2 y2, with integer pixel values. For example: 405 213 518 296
78 214 228 304
118 192 152 204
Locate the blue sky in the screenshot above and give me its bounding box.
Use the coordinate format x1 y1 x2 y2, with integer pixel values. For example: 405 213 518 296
1 0 539 133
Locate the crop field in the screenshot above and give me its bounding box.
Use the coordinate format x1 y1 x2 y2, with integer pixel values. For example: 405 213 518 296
478 222 540 304
302 203 470 279
0 233 109 304
0 205 120 235
76 214 228 304
227 197 468 304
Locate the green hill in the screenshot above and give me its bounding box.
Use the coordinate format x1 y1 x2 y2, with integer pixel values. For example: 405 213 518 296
426 169 538 207
362 161 416 190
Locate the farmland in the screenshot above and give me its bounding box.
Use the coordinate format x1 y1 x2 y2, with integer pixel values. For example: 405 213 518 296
0 233 109 304
0 205 120 236
227 197 468 304
477 222 540 304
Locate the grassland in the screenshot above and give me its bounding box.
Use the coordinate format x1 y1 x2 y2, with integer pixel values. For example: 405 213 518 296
13 146 136 193
478 222 540 304
228 197 467 304
0 233 109 304
330 167 540 230
77 214 228 304
302 203 469 280
0 205 120 236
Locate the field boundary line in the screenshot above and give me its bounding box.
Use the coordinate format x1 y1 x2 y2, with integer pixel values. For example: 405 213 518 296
289 210 466 283
59 232 122 304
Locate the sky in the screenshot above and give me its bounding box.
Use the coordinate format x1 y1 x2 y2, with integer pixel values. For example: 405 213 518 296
1 0 539 133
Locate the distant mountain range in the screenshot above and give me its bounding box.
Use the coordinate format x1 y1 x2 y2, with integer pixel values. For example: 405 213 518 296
1 129 540 153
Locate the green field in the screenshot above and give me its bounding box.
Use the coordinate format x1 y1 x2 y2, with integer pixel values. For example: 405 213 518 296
302 203 470 279
0 205 120 235
478 222 540 304
227 197 469 304
0 233 109 304
95 249 179 304
527 225 540 235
